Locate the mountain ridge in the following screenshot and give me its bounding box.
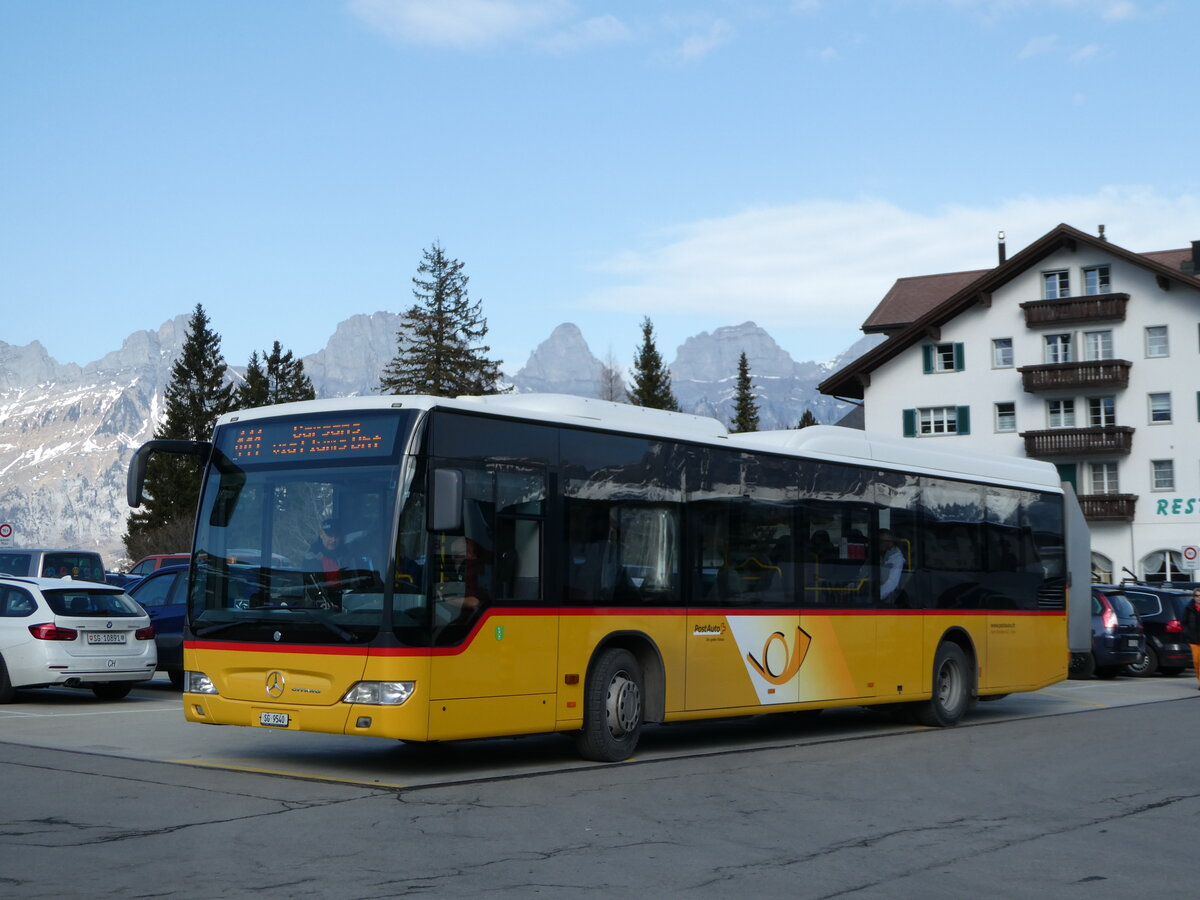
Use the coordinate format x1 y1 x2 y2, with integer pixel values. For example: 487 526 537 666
0 316 880 565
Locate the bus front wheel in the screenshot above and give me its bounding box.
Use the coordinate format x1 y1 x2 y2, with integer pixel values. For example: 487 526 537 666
576 648 643 763
914 642 971 727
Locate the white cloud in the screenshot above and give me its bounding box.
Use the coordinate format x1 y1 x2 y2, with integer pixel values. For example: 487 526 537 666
582 188 1200 359
1017 34 1058 58
540 14 632 54
675 19 733 63
1070 42 1100 61
347 0 571 49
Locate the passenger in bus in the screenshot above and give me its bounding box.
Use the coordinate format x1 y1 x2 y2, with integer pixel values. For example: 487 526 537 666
876 530 907 606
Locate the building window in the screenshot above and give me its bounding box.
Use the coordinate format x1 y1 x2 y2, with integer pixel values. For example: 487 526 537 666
992 338 1013 368
1142 549 1188 583
922 342 964 373
1083 265 1111 295
1044 333 1073 364
1047 399 1075 428
902 406 970 436
1090 462 1119 494
1083 330 1113 361
1091 552 1113 583
1151 459 1175 491
994 402 1016 432
1088 396 1115 427
1043 270 1070 299
1149 392 1172 423
1145 325 1169 358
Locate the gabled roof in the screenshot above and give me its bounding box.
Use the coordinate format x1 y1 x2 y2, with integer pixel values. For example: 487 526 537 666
862 268 989 334
819 223 1200 400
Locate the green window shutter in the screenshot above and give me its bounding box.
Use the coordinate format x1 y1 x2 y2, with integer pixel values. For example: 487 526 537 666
902 409 917 437
956 405 971 435
921 345 933 374
953 342 965 371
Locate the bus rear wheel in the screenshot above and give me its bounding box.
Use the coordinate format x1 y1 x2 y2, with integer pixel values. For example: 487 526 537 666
576 648 642 763
914 642 971 727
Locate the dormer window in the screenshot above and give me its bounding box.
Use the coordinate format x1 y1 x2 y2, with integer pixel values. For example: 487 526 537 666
1083 265 1111 295
1043 270 1070 299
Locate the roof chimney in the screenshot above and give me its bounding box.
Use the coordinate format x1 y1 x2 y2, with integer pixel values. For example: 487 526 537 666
1098 224 1106 241
1186 240 1200 276
997 230 1007 264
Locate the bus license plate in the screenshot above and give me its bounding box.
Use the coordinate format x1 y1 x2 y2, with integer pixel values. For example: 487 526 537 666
87 633 127 644
259 712 290 727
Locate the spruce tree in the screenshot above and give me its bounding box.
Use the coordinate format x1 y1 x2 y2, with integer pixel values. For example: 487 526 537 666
628 317 680 411
237 351 269 409
236 341 316 409
796 409 819 429
125 304 234 557
729 351 761 433
379 242 502 397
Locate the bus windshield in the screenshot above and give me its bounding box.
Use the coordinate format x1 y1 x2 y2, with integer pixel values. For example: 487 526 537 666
187 410 417 645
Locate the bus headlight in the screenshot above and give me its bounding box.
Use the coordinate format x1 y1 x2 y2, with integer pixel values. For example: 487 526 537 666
185 671 218 694
342 681 415 705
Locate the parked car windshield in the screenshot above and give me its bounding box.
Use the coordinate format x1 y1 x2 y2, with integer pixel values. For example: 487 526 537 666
43 588 144 617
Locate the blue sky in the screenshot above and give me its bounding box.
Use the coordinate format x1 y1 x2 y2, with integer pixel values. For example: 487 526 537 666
2 0 1198 378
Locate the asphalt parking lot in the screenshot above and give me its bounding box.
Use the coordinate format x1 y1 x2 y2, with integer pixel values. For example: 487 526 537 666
2 671 1196 788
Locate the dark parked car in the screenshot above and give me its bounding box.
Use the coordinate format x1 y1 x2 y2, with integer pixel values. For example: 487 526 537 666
1104 584 1192 677
1070 588 1144 679
126 565 187 687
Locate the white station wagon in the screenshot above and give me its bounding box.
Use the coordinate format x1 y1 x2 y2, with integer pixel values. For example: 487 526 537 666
0 575 157 701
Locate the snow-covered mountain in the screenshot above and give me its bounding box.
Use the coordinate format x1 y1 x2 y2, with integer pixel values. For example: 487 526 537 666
0 315 879 566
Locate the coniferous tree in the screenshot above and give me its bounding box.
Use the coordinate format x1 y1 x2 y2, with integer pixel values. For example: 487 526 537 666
124 304 234 557
236 341 316 409
628 317 679 411
379 242 502 397
795 409 819 429
729 351 761 433
237 351 269 409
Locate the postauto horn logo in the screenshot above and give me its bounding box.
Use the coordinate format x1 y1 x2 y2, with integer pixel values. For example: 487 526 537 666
746 628 812 685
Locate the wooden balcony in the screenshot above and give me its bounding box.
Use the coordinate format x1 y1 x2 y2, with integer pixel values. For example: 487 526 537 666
1020 293 1129 326
1076 493 1138 522
1017 359 1131 392
1019 425 1135 457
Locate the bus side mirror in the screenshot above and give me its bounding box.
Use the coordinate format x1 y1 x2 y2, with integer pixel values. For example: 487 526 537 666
430 468 463 532
127 439 211 507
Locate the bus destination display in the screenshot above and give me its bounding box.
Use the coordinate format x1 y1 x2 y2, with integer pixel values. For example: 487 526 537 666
224 416 401 463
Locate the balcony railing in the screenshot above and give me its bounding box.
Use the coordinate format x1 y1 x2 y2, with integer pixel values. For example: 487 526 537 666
1019 425 1135 457
1017 359 1131 392
1020 293 1129 326
1076 493 1138 522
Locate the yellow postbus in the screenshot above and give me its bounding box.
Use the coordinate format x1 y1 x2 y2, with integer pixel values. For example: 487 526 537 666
128 394 1088 762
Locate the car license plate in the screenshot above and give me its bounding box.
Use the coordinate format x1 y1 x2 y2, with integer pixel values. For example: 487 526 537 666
86 632 127 644
259 712 290 727
1126 638 1140 649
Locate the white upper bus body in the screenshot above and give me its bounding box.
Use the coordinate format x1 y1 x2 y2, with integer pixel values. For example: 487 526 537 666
217 392 1064 497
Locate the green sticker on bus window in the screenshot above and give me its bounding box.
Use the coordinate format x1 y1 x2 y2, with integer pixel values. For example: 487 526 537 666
495 626 504 641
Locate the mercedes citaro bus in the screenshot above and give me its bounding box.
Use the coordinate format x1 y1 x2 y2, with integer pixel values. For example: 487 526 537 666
128 394 1090 761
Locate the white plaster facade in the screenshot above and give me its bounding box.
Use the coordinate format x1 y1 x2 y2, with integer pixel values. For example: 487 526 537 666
824 226 1200 583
